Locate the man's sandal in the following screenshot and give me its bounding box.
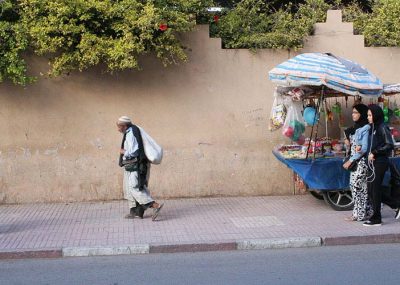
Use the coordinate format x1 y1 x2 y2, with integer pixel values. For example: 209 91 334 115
152 203 164 221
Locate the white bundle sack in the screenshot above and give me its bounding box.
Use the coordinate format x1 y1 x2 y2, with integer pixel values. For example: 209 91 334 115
138 126 163 164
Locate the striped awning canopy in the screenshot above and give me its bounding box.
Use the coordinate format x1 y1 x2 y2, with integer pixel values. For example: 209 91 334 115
268 53 383 97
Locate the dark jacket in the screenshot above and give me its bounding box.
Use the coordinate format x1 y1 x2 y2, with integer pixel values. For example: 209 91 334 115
370 123 394 162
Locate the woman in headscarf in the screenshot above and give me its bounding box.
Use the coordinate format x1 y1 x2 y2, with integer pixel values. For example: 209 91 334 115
343 104 372 221
364 105 395 226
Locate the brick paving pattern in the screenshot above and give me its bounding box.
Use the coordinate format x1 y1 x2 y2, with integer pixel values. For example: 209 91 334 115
0 195 399 252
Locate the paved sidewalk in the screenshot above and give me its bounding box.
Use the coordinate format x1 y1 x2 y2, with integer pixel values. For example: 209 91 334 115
1 195 399 259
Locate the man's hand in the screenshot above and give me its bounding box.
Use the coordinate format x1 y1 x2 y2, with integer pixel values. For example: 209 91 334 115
120 149 125 155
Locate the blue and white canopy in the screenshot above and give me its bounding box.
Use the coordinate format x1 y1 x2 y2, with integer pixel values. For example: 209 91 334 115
269 53 383 97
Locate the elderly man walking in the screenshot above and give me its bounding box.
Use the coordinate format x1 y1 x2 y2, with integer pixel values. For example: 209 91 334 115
117 116 164 221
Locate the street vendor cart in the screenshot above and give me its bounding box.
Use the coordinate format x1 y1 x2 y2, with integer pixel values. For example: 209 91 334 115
268 53 400 210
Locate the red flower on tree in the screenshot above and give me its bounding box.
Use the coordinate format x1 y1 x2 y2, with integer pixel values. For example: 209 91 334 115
213 15 219 23
159 24 168 31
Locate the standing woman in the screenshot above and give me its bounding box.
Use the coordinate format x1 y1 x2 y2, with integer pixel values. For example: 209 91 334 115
343 104 372 221
364 105 394 226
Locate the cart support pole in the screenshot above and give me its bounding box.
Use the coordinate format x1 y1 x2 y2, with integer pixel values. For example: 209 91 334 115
312 87 325 159
306 87 325 160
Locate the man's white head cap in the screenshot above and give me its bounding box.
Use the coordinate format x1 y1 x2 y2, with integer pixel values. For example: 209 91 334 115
117 116 132 125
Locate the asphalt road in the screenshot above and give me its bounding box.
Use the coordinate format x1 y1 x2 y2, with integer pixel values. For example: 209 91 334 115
1 244 399 285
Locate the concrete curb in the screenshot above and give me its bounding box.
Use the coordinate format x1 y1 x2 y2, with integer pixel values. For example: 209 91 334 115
0 249 62 259
322 233 400 246
237 237 322 250
62 244 150 257
150 242 237 254
1 235 400 259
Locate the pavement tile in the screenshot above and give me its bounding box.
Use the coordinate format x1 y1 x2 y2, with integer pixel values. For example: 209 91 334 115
0 195 399 257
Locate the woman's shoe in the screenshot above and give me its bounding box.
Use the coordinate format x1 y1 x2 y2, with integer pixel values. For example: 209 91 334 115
363 220 382 226
395 208 400 220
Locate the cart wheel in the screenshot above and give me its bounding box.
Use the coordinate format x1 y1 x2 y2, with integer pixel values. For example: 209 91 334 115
322 190 353 211
309 190 324 200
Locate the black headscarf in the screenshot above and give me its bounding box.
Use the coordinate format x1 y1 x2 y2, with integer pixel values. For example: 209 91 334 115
344 103 369 138
368 104 385 127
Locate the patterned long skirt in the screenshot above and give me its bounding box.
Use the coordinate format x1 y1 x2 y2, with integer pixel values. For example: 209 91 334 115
349 157 373 221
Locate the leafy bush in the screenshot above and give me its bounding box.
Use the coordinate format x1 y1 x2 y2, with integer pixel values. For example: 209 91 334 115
0 0 211 84
214 0 331 49
0 0 33 85
20 0 212 77
215 0 400 49
361 0 400 46
1 0 400 86
342 0 400 46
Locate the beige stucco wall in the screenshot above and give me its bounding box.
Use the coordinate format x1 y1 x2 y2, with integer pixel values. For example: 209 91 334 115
0 10 399 204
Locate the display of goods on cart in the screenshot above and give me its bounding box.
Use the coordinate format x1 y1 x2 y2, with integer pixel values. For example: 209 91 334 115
276 144 305 159
276 137 346 160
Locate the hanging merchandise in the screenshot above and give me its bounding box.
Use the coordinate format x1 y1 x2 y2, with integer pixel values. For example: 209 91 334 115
354 96 362 105
332 101 344 127
269 90 287 131
327 109 334 122
392 99 400 126
282 101 306 145
303 106 319 126
378 96 384 109
288 88 305 101
325 103 333 140
384 106 389 123
332 101 342 114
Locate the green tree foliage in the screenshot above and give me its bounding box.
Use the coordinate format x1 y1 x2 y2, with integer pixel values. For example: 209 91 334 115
343 0 400 46
20 0 211 77
341 1 369 35
0 0 33 85
1 0 400 86
214 0 400 49
361 0 400 47
0 0 211 84
215 0 330 49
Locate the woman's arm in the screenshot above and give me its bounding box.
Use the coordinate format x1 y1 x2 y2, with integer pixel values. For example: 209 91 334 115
358 128 369 155
349 128 369 161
